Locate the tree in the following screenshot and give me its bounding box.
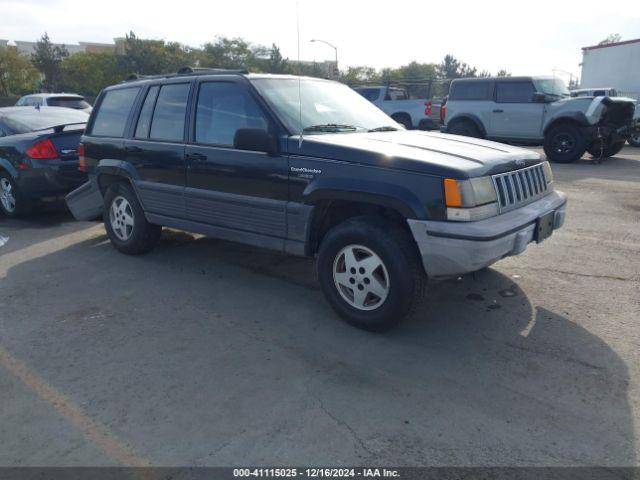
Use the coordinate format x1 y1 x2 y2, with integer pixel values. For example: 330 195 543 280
59 52 125 98
202 36 256 69
267 44 288 73
121 32 195 75
339 66 380 85
598 34 622 45
496 69 511 77
31 33 68 91
0 46 40 96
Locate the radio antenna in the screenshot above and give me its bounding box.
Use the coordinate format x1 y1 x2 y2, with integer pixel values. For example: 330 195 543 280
296 0 303 147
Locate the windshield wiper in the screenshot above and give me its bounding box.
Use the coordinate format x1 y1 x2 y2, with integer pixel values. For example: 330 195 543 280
368 126 399 132
302 123 359 133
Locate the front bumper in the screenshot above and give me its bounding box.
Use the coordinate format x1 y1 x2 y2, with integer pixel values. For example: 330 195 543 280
407 190 567 278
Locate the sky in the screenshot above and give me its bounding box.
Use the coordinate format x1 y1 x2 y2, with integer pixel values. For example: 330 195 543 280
2 0 640 82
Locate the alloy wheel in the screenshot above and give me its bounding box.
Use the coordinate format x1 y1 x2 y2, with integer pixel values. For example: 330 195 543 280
0 178 16 213
109 195 135 241
332 244 390 311
552 133 576 154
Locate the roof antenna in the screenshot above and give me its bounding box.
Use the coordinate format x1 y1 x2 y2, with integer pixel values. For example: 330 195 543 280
296 0 303 148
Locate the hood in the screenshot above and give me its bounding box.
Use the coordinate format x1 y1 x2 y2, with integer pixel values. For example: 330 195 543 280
288 130 540 178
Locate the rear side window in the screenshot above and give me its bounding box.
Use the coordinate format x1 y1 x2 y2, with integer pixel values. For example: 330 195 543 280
496 82 536 103
195 82 268 146
149 83 190 142
450 81 492 101
356 88 380 101
91 88 140 137
135 86 160 138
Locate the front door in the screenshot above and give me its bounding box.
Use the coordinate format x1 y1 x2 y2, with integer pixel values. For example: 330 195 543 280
490 81 544 140
124 82 191 217
184 79 288 239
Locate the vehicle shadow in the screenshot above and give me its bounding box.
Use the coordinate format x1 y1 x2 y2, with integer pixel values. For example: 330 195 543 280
0 229 634 466
0 207 99 255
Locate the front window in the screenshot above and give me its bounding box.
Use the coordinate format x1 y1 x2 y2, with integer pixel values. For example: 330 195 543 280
533 78 570 98
250 78 396 134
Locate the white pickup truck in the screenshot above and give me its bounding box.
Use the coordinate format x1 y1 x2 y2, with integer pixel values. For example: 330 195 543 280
353 85 441 130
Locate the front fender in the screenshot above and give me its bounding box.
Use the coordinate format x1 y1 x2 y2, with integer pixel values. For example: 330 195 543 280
302 176 427 219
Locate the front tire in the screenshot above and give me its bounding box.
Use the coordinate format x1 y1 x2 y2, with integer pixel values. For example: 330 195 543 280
543 123 587 163
0 173 31 217
628 133 640 147
587 138 625 158
317 217 425 331
103 182 161 255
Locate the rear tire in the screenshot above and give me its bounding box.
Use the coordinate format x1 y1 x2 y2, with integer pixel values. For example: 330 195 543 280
317 217 425 331
628 133 640 147
103 182 161 255
448 120 482 138
543 123 587 163
0 173 31 218
392 114 412 130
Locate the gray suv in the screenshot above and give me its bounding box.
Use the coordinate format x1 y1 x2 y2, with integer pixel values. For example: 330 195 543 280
441 76 636 162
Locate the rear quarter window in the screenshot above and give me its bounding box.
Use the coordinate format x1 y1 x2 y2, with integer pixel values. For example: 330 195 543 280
90 88 140 137
450 81 493 101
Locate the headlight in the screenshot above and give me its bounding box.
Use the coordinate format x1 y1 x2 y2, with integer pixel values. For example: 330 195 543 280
542 161 554 184
443 176 498 222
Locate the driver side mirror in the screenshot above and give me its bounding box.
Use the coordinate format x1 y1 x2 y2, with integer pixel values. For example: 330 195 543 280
233 128 278 155
532 92 547 103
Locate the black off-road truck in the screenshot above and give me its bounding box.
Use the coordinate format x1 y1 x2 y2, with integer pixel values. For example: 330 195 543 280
67 68 567 330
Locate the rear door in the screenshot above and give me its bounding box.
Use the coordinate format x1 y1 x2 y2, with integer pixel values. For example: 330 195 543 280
490 80 544 139
124 81 191 218
184 78 288 239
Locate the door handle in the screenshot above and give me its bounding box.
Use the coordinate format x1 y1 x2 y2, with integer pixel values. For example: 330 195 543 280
492 109 504 113
124 146 142 153
185 152 207 162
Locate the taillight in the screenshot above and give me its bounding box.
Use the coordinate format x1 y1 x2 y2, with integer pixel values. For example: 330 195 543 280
425 101 432 116
440 103 447 123
26 138 58 159
78 143 86 172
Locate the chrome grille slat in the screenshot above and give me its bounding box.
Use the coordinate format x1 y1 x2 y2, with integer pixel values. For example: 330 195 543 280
491 163 550 214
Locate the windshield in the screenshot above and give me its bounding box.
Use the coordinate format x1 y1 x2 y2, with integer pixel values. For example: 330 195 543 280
533 78 570 98
250 78 397 134
1 108 88 134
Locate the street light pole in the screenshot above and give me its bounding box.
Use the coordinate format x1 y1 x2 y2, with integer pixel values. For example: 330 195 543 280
310 39 338 78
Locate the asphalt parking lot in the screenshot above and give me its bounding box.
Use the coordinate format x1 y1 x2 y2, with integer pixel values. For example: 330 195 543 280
0 146 639 467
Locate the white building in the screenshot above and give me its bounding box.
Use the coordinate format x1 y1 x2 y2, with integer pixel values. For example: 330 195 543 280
3 39 123 56
580 38 640 99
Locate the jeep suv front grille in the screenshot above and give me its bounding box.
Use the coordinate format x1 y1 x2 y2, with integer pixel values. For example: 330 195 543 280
492 164 549 213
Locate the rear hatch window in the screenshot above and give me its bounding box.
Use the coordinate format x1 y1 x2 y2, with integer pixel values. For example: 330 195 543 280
48 97 92 109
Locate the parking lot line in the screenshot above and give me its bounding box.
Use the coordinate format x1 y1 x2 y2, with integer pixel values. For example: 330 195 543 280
0 225 103 278
0 345 150 467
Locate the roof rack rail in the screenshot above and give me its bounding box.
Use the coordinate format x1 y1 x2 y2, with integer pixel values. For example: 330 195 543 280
124 67 249 82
